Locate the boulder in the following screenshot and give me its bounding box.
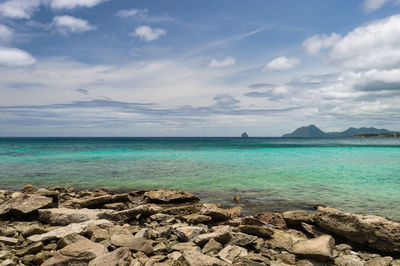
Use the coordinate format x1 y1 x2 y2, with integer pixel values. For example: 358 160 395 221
200 203 229 221
255 212 286 228
313 206 400 252
283 210 313 225
334 254 364 266
27 219 112 242
111 233 154 255
218 245 248 264
175 226 207 242
182 214 212 224
238 225 274 238
66 193 129 208
292 235 335 261
0 194 53 218
143 189 199 203
182 250 226 266
301 222 324 237
88 247 133 266
38 208 112 225
21 184 35 194
267 228 307 252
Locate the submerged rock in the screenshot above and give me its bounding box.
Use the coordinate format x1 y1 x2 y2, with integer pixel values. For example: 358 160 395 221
313 206 400 252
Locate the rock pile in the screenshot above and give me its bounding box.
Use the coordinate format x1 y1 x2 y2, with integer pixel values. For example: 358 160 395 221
0 185 399 265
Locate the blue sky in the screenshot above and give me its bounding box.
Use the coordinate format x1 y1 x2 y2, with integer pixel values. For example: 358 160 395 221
1 0 400 136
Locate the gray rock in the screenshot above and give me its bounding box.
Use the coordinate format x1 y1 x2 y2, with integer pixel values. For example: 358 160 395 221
88 247 133 266
0 194 53 218
313 206 400 252
175 226 206 242
0 236 18 245
27 219 112 242
1 259 16 266
0 226 17 237
38 208 112 225
143 189 199 203
292 235 335 261
267 228 307 252
218 245 248 264
182 250 226 266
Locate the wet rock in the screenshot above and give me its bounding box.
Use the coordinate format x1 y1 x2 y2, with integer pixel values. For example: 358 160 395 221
227 206 243 219
182 250 226 266
229 232 258 246
193 228 232 246
233 195 241 203
365 256 393 266
38 208 112 225
292 235 335 261
0 236 18 245
143 189 199 203
238 225 274 238
175 226 206 242
200 203 229 221
16 242 43 256
182 213 212 224
334 254 364 266
0 194 53 218
313 206 400 252
202 238 223 254
282 210 313 225
255 212 286 228
57 233 87 249
21 184 35 194
27 219 112 242
110 204 162 222
218 245 248 264
88 247 133 266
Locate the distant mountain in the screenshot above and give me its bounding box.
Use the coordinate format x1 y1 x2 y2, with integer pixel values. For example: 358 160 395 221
282 125 395 138
241 132 249 138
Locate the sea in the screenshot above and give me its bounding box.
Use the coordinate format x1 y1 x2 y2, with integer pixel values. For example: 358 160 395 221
0 137 399 219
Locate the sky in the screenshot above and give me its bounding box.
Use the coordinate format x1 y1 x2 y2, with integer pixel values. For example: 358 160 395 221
1 0 400 136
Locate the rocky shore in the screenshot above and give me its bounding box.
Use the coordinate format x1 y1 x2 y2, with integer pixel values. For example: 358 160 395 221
0 185 399 266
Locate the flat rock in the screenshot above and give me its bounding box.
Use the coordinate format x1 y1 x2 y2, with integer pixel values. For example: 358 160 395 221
20 224 48 237
238 225 274 238
0 236 18 245
175 226 206 242
202 238 223 254
182 250 226 266
267 228 307 252
218 245 248 264
0 194 53 218
16 242 44 256
193 228 232 246
313 206 400 252
111 234 154 255
255 212 286 228
172 242 201 252
292 235 335 261
229 232 258 246
283 210 313 225
27 219 112 242
88 247 133 266
182 213 212 224
66 194 129 208
110 204 162 222
57 233 88 249
200 203 229 221
334 254 364 266
364 256 393 266
39 208 113 225
143 189 199 203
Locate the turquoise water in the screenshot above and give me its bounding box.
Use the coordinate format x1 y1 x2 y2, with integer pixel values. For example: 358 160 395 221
1 137 400 219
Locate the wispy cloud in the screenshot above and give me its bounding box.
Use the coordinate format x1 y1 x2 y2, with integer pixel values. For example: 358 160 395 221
209 56 235 68
52 15 96 34
262 56 300 71
130 25 166 41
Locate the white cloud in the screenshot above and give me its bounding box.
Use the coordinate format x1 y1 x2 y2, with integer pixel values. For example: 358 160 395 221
262 56 300 71
0 47 36 66
363 0 389 13
53 15 96 34
304 14 400 71
50 0 108 9
115 9 147 18
0 0 41 19
130 25 166 41
303 33 341 56
209 56 235 68
0 25 13 43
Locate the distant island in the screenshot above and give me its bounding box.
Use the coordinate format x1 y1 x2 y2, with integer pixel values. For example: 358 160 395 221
282 124 398 138
355 133 400 138
241 132 249 138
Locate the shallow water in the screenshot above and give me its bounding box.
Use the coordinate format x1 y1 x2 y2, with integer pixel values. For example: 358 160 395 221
1 137 399 219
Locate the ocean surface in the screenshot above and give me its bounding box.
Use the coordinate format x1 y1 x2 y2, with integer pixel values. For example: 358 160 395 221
1 137 400 219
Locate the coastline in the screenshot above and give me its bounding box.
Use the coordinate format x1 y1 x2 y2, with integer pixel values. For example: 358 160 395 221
1 185 399 265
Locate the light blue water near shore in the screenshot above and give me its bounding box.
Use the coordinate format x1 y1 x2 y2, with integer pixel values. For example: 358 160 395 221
1 137 400 219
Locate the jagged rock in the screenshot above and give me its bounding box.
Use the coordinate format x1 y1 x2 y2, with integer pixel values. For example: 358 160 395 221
42 239 107 266
267 228 308 252
255 212 286 228
0 226 17 237
313 206 400 252
143 189 199 203
182 214 212 224
175 226 207 242
193 228 232 246
240 216 267 226
182 250 226 266
282 210 313 225
229 232 258 246
0 194 53 218
365 256 393 266
56 233 87 249
292 235 335 261
218 245 248 264
110 204 162 222
150 213 173 222
302 222 324 237
202 238 223 254
334 254 364 266
20 224 48 237
200 203 229 221
21 184 35 194
0 236 18 245
238 225 274 238
16 242 43 256
111 234 154 255
154 242 167 253
88 247 133 266
172 242 201 252
39 208 113 225
91 229 110 242
27 219 112 242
